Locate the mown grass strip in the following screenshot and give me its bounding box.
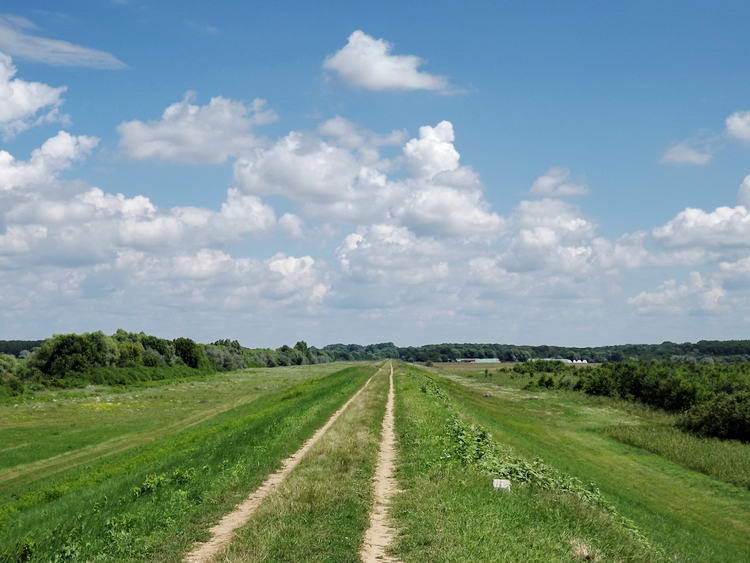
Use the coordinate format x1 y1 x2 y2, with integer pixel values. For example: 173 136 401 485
0 364 375 563
219 362 390 562
390 363 660 562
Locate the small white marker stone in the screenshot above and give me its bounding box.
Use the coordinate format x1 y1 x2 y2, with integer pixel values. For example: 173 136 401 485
492 478 511 491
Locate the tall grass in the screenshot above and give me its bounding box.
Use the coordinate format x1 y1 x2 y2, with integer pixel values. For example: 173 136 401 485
606 424 750 490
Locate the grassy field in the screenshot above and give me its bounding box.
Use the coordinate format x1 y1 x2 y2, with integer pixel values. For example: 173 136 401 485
427 362 750 561
2 359 749 561
0 363 375 562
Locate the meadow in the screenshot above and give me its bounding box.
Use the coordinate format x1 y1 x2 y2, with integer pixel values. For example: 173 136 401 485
1 359 749 561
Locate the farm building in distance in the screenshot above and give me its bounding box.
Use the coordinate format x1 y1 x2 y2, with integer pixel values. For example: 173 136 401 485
529 358 588 364
456 358 501 363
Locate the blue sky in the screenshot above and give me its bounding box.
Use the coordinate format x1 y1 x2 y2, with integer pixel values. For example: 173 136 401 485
2 1 750 347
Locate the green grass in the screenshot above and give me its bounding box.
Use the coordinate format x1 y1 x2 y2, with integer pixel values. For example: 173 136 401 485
0 363 347 476
429 363 750 561
390 363 658 562
222 362 389 562
606 423 750 489
0 363 376 562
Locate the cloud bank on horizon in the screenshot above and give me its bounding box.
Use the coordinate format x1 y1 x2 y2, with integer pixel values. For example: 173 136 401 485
2 9 750 347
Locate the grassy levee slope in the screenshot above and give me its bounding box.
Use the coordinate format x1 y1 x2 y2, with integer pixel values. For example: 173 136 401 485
390 363 658 562
220 362 390 562
0 364 376 562
431 364 750 561
0 363 348 480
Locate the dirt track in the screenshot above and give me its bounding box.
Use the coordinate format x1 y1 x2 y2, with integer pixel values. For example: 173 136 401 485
184 364 384 563
360 361 400 563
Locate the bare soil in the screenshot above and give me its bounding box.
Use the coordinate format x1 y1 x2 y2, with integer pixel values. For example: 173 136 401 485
360 361 401 563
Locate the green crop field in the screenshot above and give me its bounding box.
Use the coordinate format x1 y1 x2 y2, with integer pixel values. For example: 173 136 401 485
1 360 749 561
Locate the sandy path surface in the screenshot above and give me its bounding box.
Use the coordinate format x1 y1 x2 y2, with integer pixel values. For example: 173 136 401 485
184 364 384 563
360 361 401 563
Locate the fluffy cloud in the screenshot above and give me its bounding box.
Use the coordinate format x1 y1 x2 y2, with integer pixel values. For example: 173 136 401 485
336 224 449 285
726 110 750 142
323 30 450 92
234 119 502 238
118 93 277 163
529 167 589 197
0 53 68 138
660 142 713 165
396 185 502 237
234 132 361 201
0 131 279 269
653 205 750 249
0 15 124 69
628 272 726 314
0 130 98 191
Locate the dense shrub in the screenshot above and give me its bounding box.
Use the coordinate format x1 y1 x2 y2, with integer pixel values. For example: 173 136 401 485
173 338 206 369
677 392 750 442
28 332 120 378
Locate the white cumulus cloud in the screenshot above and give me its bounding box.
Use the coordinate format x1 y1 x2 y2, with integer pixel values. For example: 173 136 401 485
323 30 451 92
629 272 726 314
118 92 277 163
0 52 68 138
726 110 750 142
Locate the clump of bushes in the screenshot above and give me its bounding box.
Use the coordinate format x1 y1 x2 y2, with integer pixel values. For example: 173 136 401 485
677 392 750 442
0 331 344 398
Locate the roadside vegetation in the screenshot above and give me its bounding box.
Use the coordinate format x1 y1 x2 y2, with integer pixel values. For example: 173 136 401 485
0 364 375 562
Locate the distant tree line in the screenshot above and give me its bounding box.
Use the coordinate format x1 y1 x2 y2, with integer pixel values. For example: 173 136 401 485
0 340 44 358
6 338 750 363
320 340 750 364
517 360 750 442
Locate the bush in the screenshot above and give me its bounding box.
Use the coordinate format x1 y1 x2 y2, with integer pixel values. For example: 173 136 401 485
142 348 166 367
677 392 750 442
117 340 144 367
28 332 120 377
173 338 206 369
